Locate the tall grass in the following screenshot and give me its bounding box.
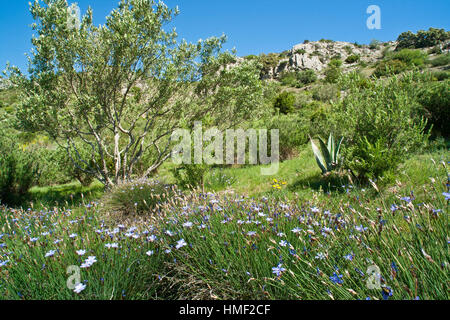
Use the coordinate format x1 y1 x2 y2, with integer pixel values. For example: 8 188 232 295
1 157 447 300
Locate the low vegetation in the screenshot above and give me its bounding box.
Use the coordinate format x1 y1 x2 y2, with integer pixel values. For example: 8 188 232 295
0 0 448 301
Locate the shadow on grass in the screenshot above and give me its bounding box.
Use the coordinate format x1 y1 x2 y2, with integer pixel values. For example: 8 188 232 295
288 172 351 194
27 182 105 208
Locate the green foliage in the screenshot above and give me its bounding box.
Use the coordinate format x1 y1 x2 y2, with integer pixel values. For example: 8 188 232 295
274 91 296 114
0 131 39 205
172 164 209 190
392 49 427 66
396 28 449 50
103 179 175 216
7 0 265 188
369 39 381 50
264 113 309 161
310 133 343 174
374 59 408 77
328 59 342 68
259 53 281 72
374 49 426 77
431 71 450 81
429 53 450 67
324 64 342 84
280 70 317 88
312 84 339 102
345 136 401 180
294 49 306 55
331 73 429 180
345 54 360 64
344 46 353 55
417 80 450 137
297 69 317 85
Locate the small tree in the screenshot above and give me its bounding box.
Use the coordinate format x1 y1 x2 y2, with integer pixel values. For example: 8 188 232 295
274 92 295 114
6 0 265 188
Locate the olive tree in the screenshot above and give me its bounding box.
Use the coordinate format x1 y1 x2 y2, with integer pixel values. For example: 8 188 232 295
6 0 265 187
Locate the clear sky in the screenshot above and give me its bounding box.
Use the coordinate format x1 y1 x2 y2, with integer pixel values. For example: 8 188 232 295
1 0 449 73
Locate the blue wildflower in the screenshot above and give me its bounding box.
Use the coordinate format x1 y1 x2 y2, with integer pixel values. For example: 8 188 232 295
329 272 343 285
381 286 393 300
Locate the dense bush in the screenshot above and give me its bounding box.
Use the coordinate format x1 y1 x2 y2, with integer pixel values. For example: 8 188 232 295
297 69 317 86
396 28 449 50
374 59 408 77
369 39 381 50
345 55 360 64
279 72 298 87
324 64 342 83
280 70 317 88
0 132 39 205
36 143 97 187
259 53 281 73
264 114 309 161
417 80 450 137
171 164 209 190
431 71 450 81
295 49 306 55
328 59 342 68
312 84 339 102
102 179 176 216
429 53 450 67
274 91 296 114
392 49 427 66
331 73 429 180
374 49 427 77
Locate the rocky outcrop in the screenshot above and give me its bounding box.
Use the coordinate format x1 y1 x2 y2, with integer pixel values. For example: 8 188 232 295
258 40 394 80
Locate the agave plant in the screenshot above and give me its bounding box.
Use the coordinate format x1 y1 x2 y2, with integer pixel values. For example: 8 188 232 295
310 133 343 174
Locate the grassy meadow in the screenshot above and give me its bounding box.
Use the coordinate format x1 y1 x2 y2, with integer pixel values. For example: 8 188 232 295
0 1 449 301
0 146 448 300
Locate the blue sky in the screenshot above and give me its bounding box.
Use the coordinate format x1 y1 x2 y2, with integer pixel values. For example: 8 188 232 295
1 0 449 73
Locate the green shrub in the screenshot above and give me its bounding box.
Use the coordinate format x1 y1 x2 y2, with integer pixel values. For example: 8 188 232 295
265 114 309 160
429 53 450 67
344 46 353 55
324 65 342 83
172 164 209 190
392 49 427 66
37 142 98 187
274 91 296 114
259 53 281 72
345 136 401 181
431 71 450 81
428 46 443 55
369 39 381 50
345 55 360 64
328 59 342 68
331 74 429 181
102 179 175 216
295 49 306 55
374 59 408 77
417 80 450 137
296 69 317 86
312 84 339 102
331 54 342 60
396 28 449 50
0 132 39 205
279 72 298 87
375 49 427 77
